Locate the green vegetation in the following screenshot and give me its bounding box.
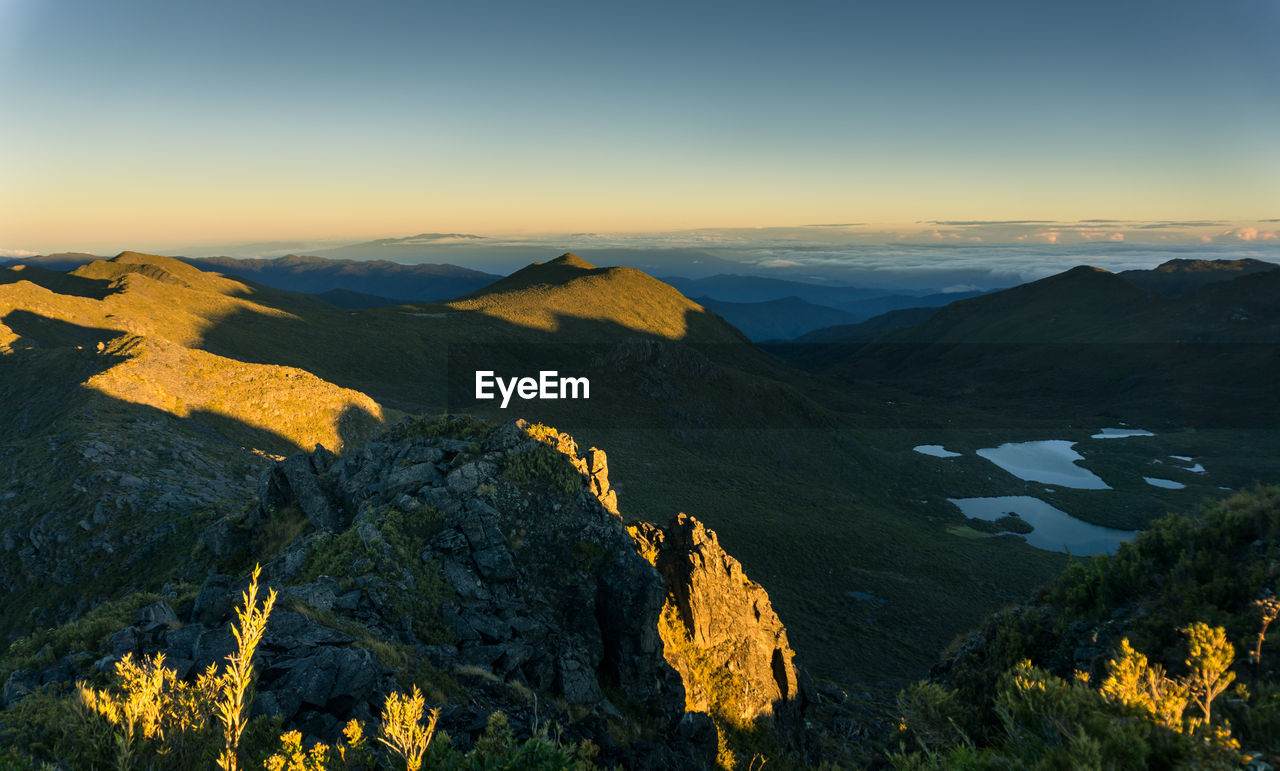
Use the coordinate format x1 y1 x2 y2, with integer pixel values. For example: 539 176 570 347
892 487 1280 767
382 415 494 444
503 445 583 497
893 657 1238 769
1 568 596 770
2 591 167 680
298 505 453 645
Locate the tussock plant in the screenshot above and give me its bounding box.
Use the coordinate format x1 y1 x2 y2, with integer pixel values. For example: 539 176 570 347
215 564 277 771
377 685 440 771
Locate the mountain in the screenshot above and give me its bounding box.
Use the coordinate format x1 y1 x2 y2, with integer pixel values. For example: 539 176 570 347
691 295 862 341
11 249 1272 766
1 252 102 270
791 306 944 343
836 288 989 318
660 273 884 304
447 252 749 343
0 250 1080 693
1119 257 1280 296
775 264 1280 427
312 236 752 278
313 288 411 308
184 254 501 302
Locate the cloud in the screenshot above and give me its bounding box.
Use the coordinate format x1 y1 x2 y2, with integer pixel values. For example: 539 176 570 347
759 258 803 268
1135 221 1230 229
806 223 866 228
0 248 38 258
942 284 983 293
929 220 1056 226
1233 227 1277 242
1109 233 1124 242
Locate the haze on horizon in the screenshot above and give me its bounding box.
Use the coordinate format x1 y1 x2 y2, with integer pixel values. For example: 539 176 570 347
1 0 1277 254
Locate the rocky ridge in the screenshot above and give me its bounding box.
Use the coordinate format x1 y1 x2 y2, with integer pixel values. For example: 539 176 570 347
3 416 808 767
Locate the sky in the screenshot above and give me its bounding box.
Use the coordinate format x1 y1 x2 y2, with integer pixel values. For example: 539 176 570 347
1 0 1278 255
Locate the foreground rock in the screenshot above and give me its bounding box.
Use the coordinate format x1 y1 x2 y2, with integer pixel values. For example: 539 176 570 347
4 416 808 767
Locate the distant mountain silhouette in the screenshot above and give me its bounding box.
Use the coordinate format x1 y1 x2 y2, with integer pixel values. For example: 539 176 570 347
313 287 411 308
791 306 944 343
775 263 1279 426
836 288 990 318
1119 257 1279 296
692 295 861 341
185 253 501 301
660 273 883 304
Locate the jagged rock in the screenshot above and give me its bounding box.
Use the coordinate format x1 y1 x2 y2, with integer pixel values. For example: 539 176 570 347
280 578 341 614
472 544 516 582
163 624 204 662
75 417 803 766
133 600 179 631
311 444 337 474
558 651 604 704
108 626 140 657
191 573 235 626
386 462 440 496
445 462 480 493
2 670 40 708
276 454 344 531
634 512 804 724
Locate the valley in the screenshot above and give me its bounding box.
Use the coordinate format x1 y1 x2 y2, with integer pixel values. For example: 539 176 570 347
0 249 1276 767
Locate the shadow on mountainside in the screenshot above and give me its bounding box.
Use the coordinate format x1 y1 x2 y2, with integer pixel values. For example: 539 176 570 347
0 264 120 301
2 309 122 350
0 321 385 638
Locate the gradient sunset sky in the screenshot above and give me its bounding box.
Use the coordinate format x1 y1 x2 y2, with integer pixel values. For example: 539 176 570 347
1 0 1277 253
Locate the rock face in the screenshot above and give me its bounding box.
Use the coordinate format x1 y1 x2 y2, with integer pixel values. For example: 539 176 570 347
633 514 803 725
196 416 696 762
5 416 805 766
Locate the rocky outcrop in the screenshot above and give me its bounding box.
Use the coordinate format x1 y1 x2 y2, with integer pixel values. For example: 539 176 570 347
633 514 804 725
193 416 697 763
6 416 805 766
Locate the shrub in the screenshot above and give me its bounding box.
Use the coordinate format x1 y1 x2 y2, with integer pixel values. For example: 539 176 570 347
503 444 582 496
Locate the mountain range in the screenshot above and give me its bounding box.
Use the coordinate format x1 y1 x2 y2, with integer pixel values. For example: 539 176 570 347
1 250 1277 766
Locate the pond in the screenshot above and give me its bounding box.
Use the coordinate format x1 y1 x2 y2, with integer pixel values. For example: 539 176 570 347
1092 428 1155 439
913 445 962 458
976 440 1111 489
949 496 1136 556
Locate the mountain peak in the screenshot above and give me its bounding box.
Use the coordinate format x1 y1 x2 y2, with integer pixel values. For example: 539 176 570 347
546 252 595 269
1151 257 1277 274
1120 257 1280 296
68 251 220 291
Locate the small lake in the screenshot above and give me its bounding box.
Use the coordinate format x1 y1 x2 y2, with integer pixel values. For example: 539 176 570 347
1092 428 1155 439
1144 477 1186 490
1170 456 1206 473
914 445 961 458
976 440 1111 489
949 496 1136 556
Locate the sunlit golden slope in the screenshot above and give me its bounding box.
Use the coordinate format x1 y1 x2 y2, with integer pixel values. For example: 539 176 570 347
0 251 303 351
0 252 384 453
86 335 383 453
447 253 748 341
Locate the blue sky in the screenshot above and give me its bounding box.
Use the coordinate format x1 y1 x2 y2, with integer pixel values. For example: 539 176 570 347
0 0 1277 253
